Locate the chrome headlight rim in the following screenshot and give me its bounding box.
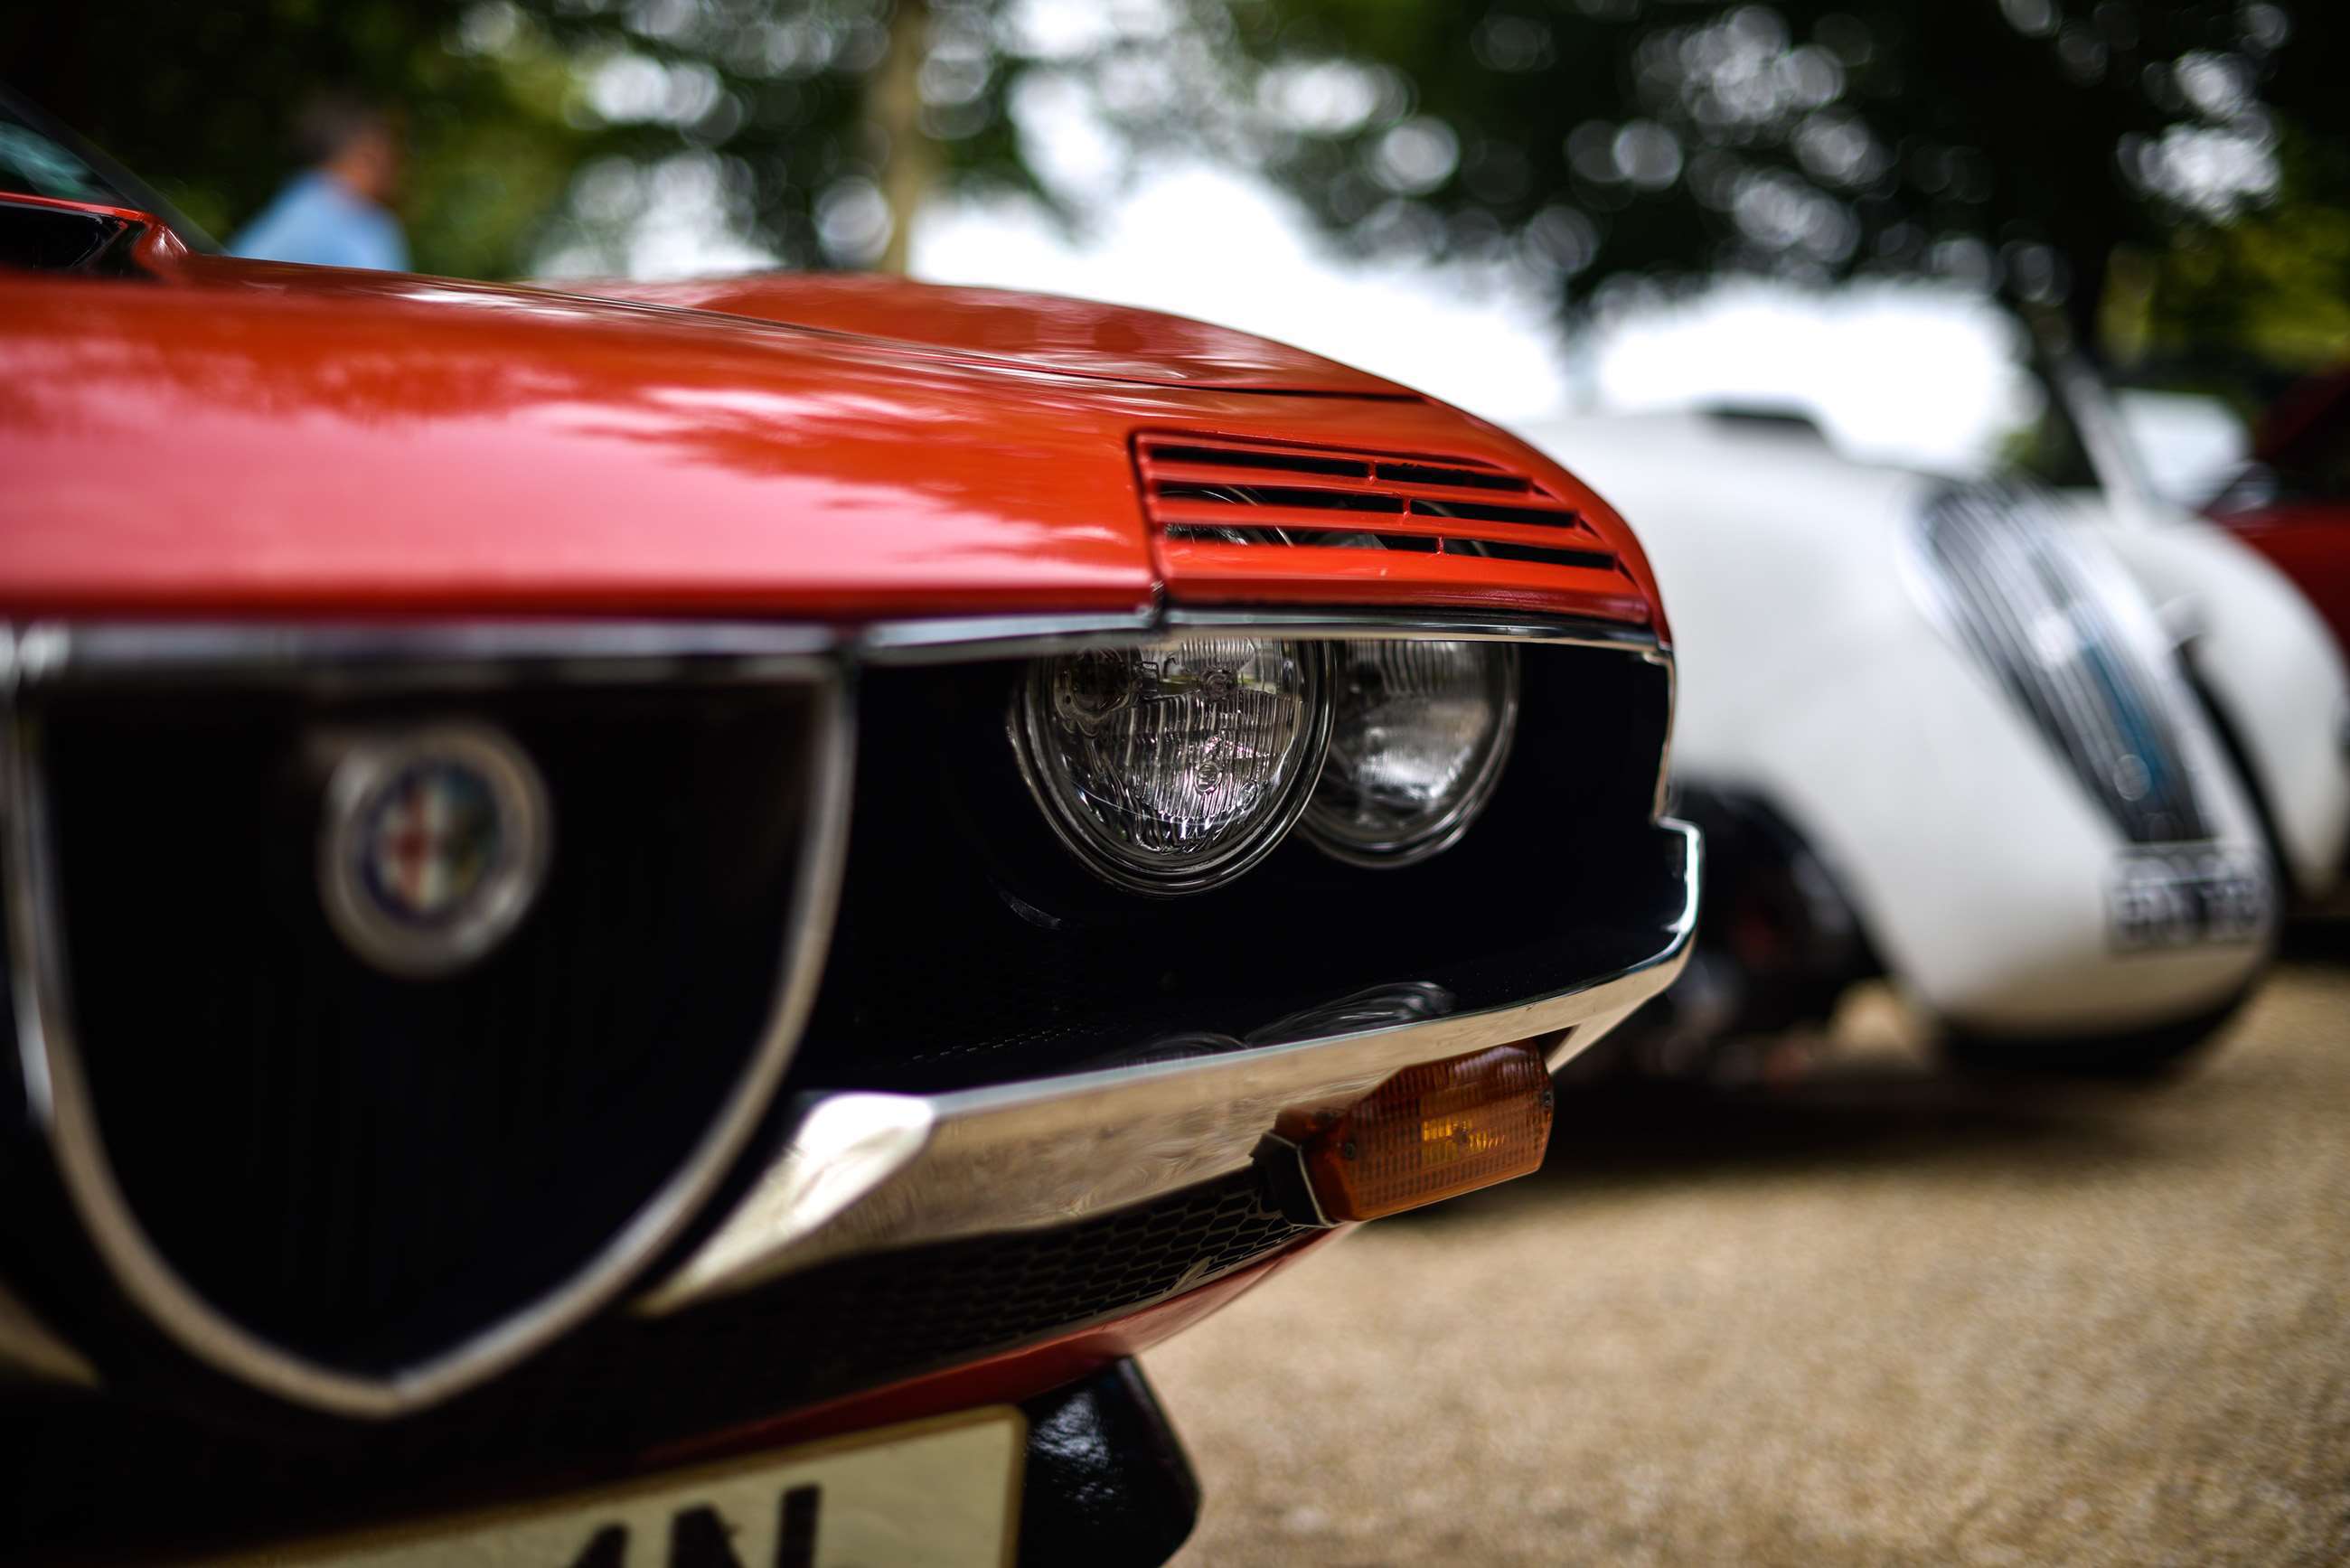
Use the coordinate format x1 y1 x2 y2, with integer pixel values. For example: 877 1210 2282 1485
1301 640 1522 869
1009 637 1334 897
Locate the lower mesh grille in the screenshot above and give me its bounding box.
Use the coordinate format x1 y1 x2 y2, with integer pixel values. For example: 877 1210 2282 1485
1 1169 1311 1559
587 1167 1310 1432
1916 483 2208 844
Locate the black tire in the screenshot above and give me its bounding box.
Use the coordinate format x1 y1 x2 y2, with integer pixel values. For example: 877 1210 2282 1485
1939 984 2255 1081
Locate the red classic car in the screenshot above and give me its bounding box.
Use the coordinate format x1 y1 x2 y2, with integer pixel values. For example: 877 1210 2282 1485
0 99 1693 1567
2205 366 2350 666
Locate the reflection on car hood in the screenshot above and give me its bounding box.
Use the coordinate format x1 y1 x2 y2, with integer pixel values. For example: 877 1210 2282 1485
0 257 1522 619
567 273 1415 398
144 256 1407 396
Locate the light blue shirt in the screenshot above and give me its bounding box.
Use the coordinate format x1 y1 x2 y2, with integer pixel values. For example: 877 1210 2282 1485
230 171 408 271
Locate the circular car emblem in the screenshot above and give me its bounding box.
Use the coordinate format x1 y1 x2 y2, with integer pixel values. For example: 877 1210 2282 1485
318 723 552 978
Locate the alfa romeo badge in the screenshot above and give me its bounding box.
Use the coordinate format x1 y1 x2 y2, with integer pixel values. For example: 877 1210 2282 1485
318 723 552 978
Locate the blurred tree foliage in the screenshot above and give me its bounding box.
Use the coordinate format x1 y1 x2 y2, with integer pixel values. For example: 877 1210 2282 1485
1158 0 2340 363
2124 5 2350 380
0 0 1056 279
9 1 559 278
2 0 2339 373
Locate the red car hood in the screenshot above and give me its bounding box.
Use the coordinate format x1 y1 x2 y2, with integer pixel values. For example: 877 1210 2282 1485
572 273 1413 398
0 249 1659 630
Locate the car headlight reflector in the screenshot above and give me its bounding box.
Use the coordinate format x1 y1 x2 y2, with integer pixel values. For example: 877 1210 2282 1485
1303 640 1519 866
1014 637 1329 893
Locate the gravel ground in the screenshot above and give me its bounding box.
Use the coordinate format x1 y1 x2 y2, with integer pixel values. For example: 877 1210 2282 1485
1150 960 2350 1566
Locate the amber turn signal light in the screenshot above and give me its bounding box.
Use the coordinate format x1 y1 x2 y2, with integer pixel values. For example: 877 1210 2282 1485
1258 1042 1555 1225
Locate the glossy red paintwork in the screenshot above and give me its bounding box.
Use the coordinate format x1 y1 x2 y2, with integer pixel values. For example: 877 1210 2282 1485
581 273 1412 397
0 207 1664 634
1 190 159 226
2210 367 2350 660
2214 499 2350 658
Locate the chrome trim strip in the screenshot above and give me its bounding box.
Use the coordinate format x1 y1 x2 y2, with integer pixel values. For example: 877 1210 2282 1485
23 607 1661 674
1647 647 1678 822
16 620 841 684
852 606 1661 664
640 819 1699 1313
1161 605 1661 652
0 612 1665 691
851 609 1164 664
1 633 856 1419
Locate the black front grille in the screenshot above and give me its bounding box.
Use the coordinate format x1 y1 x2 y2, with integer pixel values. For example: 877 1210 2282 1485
0 1168 1311 1561
33 678 821 1373
1917 483 2208 844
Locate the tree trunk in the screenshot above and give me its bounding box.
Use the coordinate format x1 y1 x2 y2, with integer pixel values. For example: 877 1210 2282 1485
872 0 933 276
2062 239 2111 367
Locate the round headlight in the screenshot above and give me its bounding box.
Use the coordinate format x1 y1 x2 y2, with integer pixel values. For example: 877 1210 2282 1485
1303 640 1519 867
1013 637 1330 894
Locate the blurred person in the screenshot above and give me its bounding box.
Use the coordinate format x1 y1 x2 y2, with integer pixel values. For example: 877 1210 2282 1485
230 93 405 270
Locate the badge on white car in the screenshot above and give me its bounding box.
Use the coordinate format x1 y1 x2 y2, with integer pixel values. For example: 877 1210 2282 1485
2109 846 2271 951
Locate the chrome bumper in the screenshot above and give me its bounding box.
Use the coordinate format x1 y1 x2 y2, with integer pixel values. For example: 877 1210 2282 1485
644 818 1700 1312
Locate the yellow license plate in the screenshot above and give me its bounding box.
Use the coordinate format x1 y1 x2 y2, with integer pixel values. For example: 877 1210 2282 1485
227 1407 1026 1568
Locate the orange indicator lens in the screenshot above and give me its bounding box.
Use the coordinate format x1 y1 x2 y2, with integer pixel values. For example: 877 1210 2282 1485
1278 1042 1554 1222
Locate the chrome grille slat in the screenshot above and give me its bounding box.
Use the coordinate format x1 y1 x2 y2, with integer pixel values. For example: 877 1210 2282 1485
1916 483 2207 844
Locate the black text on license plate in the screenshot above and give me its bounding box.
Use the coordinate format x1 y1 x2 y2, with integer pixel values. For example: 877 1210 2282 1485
236 1407 1025 1568
2108 846 2271 952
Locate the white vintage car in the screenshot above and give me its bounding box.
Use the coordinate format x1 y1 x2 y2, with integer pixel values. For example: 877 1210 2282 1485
1519 369 2349 1075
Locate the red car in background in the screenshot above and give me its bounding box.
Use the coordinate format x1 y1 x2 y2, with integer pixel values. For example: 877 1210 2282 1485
0 99 1694 1565
2206 367 2350 664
